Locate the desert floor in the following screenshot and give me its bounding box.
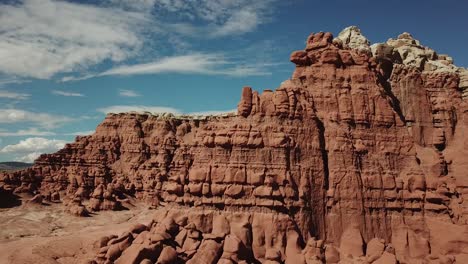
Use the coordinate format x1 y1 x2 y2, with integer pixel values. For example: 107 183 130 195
0 200 153 264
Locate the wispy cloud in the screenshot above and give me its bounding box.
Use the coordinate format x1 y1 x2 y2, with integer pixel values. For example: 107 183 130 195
0 77 30 87
98 105 180 114
0 109 74 129
211 9 259 37
52 90 85 97
119 89 141 97
0 128 96 137
0 137 68 163
162 8 268 38
0 0 280 81
65 130 95 136
0 90 31 100
188 109 236 116
106 0 157 11
0 127 56 137
97 104 235 116
101 54 226 76
63 53 271 81
0 0 151 79
155 1 276 37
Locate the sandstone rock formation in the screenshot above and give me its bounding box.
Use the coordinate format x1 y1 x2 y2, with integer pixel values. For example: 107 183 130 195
335 26 371 55
91 209 329 264
2 27 468 263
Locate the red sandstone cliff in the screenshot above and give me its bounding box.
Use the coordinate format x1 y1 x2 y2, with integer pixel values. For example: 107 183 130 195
1 27 468 264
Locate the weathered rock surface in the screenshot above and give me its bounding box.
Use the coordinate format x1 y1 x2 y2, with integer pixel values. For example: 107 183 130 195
384 32 459 73
2 27 468 263
335 26 371 55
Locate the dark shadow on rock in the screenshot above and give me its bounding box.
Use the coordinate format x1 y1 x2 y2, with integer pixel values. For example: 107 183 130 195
0 188 22 208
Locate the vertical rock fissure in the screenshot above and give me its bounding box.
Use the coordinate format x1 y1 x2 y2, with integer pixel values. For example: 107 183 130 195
379 73 406 124
316 117 329 240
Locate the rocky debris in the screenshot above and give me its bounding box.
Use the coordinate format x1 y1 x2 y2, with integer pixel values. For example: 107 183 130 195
51 191 61 202
373 251 397 264
91 210 399 264
27 194 43 204
1 27 468 263
324 245 340 263
301 237 324 264
366 238 385 262
91 210 326 264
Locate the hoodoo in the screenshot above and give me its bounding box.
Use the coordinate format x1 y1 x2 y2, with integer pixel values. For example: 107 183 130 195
2 27 468 263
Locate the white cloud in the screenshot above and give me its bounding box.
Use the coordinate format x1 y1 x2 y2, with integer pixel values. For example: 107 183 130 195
215 65 272 77
65 130 95 136
97 104 235 116
0 0 279 81
0 128 56 137
64 53 271 80
0 90 31 100
211 9 259 37
162 13 260 38
156 0 273 23
98 105 180 114
0 128 95 137
0 137 68 163
107 0 157 11
60 74 97 82
0 109 74 129
14 152 42 163
119 89 141 97
188 109 236 116
52 90 84 97
0 0 150 79
101 54 225 76
0 77 30 87
156 0 275 37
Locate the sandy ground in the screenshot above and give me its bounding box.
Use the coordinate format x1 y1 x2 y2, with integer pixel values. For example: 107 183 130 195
0 202 154 264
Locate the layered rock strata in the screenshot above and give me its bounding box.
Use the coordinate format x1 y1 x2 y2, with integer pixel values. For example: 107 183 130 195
2 27 468 263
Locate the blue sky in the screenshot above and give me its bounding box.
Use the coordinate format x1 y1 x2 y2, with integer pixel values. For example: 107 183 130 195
0 0 467 162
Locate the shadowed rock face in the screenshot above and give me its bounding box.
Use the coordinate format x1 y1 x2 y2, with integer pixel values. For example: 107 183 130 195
2 28 468 263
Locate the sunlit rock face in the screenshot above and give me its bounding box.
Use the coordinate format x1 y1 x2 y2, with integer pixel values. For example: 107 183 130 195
2 27 468 264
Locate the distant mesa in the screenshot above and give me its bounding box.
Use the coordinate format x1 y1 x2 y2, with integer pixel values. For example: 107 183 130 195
0 161 33 172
